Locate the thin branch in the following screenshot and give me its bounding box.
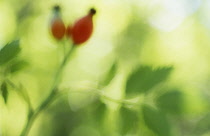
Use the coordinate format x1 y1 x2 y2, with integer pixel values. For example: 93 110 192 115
58 87 140 107
20 45 75 136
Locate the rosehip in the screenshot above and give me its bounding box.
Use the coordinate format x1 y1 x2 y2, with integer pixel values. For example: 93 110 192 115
50 6 66 40
71 8 96 45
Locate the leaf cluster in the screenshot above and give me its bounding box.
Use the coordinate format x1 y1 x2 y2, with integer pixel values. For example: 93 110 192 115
0 40 28 104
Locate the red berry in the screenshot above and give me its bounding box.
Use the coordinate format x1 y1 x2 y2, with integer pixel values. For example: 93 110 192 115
50 5 65 40
72 8 96 45
66 25 72 37
51 17 66 40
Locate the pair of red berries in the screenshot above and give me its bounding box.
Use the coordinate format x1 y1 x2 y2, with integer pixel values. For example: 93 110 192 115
51 6 96 45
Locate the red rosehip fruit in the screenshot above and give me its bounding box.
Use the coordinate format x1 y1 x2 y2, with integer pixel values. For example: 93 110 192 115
50 6 66 40
71 8 96 45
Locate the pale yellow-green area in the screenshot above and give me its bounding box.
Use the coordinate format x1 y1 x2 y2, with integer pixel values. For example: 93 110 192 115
0 1 16 45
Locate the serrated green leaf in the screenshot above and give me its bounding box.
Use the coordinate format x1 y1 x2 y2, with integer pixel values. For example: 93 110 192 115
126 66 173 94
142 105 171 136
156 89 183 114
100 62 117 87
0 40 21 65
1 82 8 103
9 60 28 73
119 107 139 134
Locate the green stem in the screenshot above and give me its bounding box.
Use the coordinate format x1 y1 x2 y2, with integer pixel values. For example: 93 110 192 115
20 90 57 136
51 46 75 93
20 45 75 136
59 89 140 107
100 93 139 106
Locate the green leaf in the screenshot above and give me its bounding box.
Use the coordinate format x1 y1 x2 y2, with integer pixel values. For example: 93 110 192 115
9 60 28 73
156 89 183 114
1 82 8 103
0 40 21 65
142 105 171 136
91 101 106 126
119 107 139 134
193 113 210 135
126 66 173 94
100 62 117 87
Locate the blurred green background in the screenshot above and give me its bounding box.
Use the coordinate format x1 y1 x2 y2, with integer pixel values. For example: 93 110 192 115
1 0 210 136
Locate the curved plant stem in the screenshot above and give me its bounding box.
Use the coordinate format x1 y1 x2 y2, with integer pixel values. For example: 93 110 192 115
100 93 139 106
20 46 75 136
58 88 140 107
20 90 57 136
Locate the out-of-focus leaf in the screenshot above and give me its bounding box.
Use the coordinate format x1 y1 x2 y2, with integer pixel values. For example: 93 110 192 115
70 125 100 136
100 62 117 87
92 101 106 125
46 98 84 136
156 89 183 114
1 82 8 103
119 107 139 134
126 66 173 94
193 113 210 135
0 40 21 65
142 105 171 136
9 60 28 73
116 16 151 65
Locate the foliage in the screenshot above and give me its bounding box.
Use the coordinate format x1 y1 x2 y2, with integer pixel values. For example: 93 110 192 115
126 66 173 95
1 82 8 103
0 40 20 65
156 89 184 114
142 105 171 136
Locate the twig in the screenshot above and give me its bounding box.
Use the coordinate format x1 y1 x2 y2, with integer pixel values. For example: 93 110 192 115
20 45 75 136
